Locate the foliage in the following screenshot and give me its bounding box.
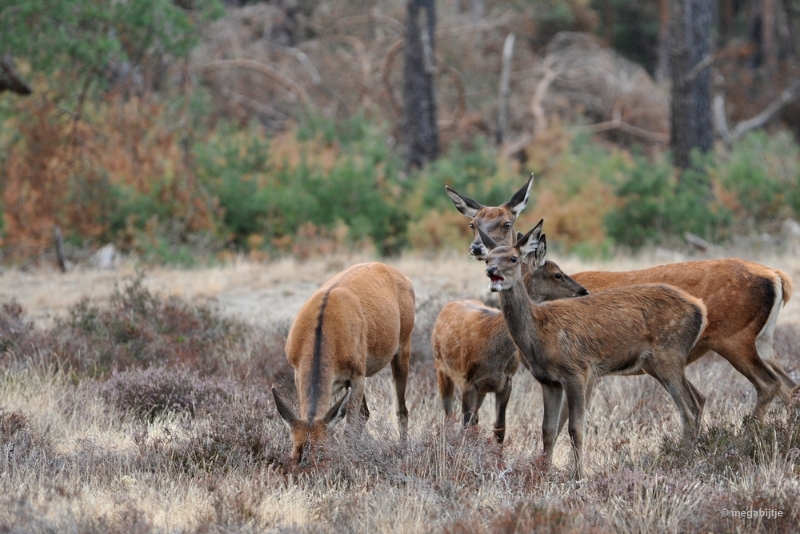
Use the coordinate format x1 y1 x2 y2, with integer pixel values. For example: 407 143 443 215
49 274 245 376
604 151 731 250
714 131 800 227
0 0 223 92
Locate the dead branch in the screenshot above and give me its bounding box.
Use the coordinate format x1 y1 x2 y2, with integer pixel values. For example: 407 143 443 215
54 226 67 273
530 58 558 138
319 35 371 103
0 54 32 95
381 39 466 124
197 59 312 106
715 80 800 145
587 98 669 144
382 39 405 117
682 52 718 85
328 11 405 35
497 33 515 145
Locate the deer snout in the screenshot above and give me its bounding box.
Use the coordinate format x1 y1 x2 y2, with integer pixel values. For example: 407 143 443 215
578 288 589 296
470 241 486 259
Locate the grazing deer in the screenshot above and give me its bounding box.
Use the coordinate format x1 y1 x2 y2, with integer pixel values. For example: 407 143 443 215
447 176 797 420
432 262 588 443
479 226 707 479
271 262 415 463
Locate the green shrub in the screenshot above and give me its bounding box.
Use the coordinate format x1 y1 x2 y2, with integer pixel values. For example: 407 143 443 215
605 151 731 249
716 131 800 225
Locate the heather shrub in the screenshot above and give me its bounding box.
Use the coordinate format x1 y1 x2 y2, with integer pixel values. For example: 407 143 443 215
134 388 284 474
0 409 53 472
658 413 800 474
0 300 35 354
50 274 245 376
100 367 231 421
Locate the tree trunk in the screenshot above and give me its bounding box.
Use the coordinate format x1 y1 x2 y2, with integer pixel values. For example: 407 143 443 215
655 0 670 84
403 0 439 171
669 0 713 169
763 0 778 74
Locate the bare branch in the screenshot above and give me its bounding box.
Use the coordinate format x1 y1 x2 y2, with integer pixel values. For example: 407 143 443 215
0 54 32 95
728 80 800 141
196 59 312 107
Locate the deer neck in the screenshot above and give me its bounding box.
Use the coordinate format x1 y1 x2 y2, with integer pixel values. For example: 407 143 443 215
297 367 334 424
498 276 545 365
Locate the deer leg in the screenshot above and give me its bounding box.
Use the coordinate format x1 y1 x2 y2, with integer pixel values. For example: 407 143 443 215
686 380 705 427
436 368 456 418
361 395 370 420
714 343 781 420
347 376 367 431
650 364 701 442
493 378 513 443
461 384 480 426
540 382 564 467
564 378 587 480
391 343 411 442
556 374 595 438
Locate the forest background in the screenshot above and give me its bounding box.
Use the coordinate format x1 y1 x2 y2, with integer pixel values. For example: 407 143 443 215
4 0 800 266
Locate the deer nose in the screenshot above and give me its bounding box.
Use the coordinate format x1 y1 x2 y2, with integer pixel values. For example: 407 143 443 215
470 242 484 255
486 266 497 277
579 288 589 296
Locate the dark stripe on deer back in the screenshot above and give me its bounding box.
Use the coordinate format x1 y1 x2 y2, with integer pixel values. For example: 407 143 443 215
307 288 333 422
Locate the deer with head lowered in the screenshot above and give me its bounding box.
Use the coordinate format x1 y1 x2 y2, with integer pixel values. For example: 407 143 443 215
448 175 797 421
271 262 415 463
479 224 706 479
432 258 588 443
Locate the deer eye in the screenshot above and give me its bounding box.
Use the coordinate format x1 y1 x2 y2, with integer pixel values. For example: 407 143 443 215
503 222 511 229
469 222 475 230
510 256 518 264
555 273 563 280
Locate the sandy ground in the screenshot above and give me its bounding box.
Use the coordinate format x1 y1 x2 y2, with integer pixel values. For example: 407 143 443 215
3 246 800 329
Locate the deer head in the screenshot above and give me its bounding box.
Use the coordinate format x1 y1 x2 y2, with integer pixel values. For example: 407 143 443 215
272 387 351 463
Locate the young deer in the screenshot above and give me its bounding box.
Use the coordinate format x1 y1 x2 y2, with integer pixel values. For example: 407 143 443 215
432 261 588 443
271 262 415 463
448 176 797 421
480 226 707 479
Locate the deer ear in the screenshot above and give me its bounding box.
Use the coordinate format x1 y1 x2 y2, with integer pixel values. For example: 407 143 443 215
533 234 547 267
324 388 351 428
477 224 499 251
516 226 541 259
446 185 483 218
272 387 298 430
506 173 534 216
529 218 544 242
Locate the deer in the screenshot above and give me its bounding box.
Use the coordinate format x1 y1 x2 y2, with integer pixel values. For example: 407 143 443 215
432 260 588 443
271 262 415 463
479 225 707 479
447 175 797 422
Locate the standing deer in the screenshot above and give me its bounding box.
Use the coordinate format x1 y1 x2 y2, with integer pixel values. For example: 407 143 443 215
432 260 588 443
480 226 706 479
271 262 415 463
447 175 797 420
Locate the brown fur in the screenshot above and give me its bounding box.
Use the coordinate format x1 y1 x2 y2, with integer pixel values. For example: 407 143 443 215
450 176 797 420
272 262 415 463
572 258 797 418
481 228 706 479
431 263 587 443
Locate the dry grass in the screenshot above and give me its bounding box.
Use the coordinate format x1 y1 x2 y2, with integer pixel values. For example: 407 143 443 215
2 250 800 532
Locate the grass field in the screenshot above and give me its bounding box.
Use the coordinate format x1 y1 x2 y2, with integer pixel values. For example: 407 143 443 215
2 248 800 532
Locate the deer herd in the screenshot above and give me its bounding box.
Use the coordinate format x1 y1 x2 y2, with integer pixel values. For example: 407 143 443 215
272 174 799 478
